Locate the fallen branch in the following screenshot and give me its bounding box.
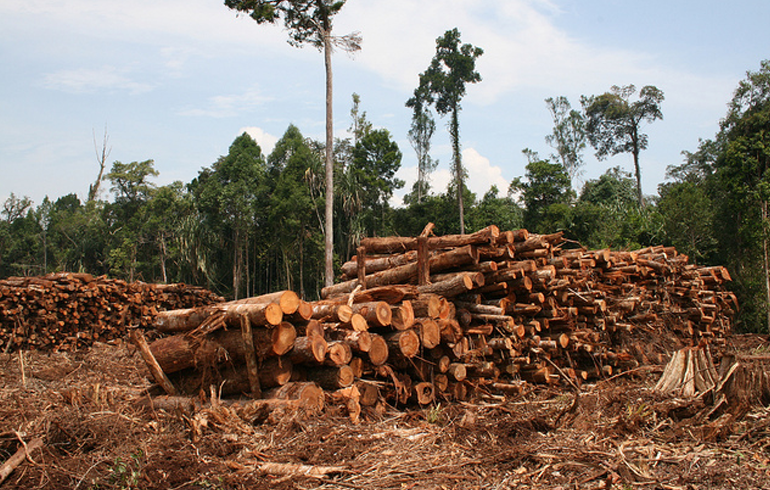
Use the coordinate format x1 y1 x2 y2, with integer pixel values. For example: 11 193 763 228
0 436 43 485
258 462 347 479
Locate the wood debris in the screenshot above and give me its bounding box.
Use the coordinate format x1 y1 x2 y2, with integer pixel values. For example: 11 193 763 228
0 272 223 352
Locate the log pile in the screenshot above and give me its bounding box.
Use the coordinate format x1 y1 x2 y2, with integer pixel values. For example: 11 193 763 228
139 224 737 411
0 272 223 352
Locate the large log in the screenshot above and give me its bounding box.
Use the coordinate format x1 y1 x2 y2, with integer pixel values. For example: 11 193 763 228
360 225 499 253
350 301 392 327
341 250 418 278
306 365 355 389
385 329 421 360
230 290 300 315
155 307 216 333
367 334 390 366
417 272 484 297
325 341 353 366
148 321 296 374
219 302 283 327
288 335 328 365
416 318 441 350
391 300 415 330
321 245 480 298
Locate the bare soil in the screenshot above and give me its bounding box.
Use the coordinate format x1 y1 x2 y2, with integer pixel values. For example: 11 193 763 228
2 335 770 490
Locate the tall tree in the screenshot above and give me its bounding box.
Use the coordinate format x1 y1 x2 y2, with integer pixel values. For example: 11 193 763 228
190 134 267 299
581 84 664 206
713 60 770 331
406 86 438 204
88 126 110 203
267 124 324 298
1 193 33 223
350 128 404 236
105 159 159 281
348 92 372 147
545 96 586 188
224 0 361 288
416 28 483 234
510 150 574 233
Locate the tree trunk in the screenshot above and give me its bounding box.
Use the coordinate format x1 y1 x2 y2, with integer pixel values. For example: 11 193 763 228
632 142 643 207
159 234 168 284
324 30 334 288
451 105 465 234
763 200 770 331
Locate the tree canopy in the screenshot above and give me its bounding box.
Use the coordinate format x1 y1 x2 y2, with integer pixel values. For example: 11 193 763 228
414 28 483 234
224 0 360 288
581 85 664 206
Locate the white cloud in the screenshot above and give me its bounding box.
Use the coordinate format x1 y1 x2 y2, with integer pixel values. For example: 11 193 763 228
1 0 299 57
335 0 724 110
392 147 509 207
42 65 153 94
463 147 510 196
178 86 273 118
240 127 279 155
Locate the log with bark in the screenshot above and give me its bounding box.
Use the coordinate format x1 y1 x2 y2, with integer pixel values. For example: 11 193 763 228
123 222 738 413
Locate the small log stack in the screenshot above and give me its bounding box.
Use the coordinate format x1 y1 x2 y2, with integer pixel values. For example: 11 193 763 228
0 272 223 352
137 224 737 410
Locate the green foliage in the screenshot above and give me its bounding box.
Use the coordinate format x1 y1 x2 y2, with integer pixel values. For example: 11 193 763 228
0 206 42 277
406 86 438 204
426 403 445 425
349 92 372 145
268 124 325 297
224 0 353 49
190 133 267 298
657 180 718 263
351 129 404 209
1 193 33 222
105 450 144 489
106 160 158 205
510 153 574 233
581 84 664 205
392 192 459 237
223 0 360 289
467 186 523 233
103 160 161 282
711 60 770 332
569 167 662 249
414 27 483 233
545 96 586 186
344 129 403 241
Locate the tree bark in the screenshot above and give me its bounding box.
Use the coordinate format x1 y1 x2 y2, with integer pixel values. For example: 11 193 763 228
324 29 334 288
449 105 465 233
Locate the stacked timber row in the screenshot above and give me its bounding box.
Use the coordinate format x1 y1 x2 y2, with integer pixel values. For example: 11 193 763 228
140 224 737 410
0 273 223 352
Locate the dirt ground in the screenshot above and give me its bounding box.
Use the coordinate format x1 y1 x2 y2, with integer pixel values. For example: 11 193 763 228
2 335 770 490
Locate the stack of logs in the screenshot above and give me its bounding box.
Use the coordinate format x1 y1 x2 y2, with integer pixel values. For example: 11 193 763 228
141 224 737 411
0 273 223 352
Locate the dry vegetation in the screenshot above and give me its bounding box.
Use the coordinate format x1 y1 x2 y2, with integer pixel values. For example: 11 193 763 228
2 335 770 490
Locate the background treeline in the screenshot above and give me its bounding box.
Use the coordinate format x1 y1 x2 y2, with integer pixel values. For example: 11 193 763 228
2 60 769 333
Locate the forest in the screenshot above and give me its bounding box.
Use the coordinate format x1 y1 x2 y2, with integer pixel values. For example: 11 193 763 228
1 58 769 333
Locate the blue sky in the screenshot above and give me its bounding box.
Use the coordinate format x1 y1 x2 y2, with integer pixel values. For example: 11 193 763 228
1 0 768 208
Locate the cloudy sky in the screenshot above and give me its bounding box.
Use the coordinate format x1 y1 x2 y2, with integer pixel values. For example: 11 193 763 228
2 0 768 208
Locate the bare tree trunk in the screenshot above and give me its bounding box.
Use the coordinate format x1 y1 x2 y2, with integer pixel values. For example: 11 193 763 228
299 232 306 300
233 229 242 300
324 31 335 288
762 201 770 328
88 126 110 203
159 234 168 283
632 143 643 207
451 106 465 234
